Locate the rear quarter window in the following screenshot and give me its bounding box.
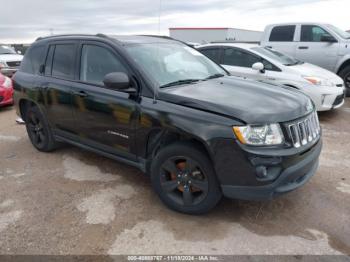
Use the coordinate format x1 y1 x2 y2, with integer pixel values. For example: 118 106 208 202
20 45 46 74
269 25 296 42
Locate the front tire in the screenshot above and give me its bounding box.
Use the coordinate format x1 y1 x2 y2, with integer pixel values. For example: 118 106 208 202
25 105 58 152
339 66 350 97
151 142 222 214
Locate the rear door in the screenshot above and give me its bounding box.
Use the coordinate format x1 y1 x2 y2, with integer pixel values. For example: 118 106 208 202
295 25 339 71
71 41 138 160
265 25 297 58
198 47 223 65
41 42 78 134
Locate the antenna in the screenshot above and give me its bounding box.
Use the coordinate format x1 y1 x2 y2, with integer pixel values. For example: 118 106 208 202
153 0 162 104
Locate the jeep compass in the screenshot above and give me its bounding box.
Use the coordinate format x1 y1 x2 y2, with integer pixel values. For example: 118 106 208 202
13 35 322 214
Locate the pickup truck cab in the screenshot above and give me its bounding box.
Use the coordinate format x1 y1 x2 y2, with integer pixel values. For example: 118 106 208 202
261 23 350 95
13 35 322 214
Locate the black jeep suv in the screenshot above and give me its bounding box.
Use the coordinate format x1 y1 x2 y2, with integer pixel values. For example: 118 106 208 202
13 34 322 214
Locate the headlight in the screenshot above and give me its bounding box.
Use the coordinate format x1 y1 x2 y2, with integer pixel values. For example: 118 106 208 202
233 124 284 146
0 61 7 68
1 76 12 88
304 76 323 85
303 76 335 86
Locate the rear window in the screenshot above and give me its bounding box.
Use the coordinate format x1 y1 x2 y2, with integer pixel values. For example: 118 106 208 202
269 26 296 42
20 45 46 74
52 44 76 79
199 48 221 64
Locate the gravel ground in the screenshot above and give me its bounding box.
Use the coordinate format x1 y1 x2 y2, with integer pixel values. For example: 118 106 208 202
0 100 349 257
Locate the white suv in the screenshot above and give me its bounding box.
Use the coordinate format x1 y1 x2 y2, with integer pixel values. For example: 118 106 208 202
197 43 345 111
260 23 350 96
0 45 23 77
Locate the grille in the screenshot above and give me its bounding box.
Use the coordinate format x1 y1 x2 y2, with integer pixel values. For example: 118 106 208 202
333 93 345 107
286 111 320 148
6 61 21 67
336 84 343 87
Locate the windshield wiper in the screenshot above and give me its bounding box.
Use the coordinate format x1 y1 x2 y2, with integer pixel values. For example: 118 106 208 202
205 73 225 80
160 79 201 88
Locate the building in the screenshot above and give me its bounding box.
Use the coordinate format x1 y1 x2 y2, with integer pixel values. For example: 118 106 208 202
169 27 262 44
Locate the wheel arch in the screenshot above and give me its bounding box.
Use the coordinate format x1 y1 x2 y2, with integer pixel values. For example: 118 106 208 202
18 99 38 121
144 128 215 175
337 59 350 75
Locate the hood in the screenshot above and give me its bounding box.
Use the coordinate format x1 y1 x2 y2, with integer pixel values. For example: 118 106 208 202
289 63 343 83
159 76 313 124
0 54 23 62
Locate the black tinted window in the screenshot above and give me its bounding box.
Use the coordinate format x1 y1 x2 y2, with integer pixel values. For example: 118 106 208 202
52 44 76 79
223 48 260 68
301 25 332 42
80 45 127 85
20 45 46 74
269 26 296 42
199 48 221 64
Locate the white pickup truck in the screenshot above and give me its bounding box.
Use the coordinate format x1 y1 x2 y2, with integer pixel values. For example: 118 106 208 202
261 23 350 96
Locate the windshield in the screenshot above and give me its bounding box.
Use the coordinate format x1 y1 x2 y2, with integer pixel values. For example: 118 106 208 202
0 45 16 55
327 24 350 39
125 42 226 87
252 47 302 66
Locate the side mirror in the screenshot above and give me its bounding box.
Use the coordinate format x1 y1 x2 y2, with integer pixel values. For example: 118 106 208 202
17 50 22 55
321 34 337 43
103 72 133 92
252 62 265 73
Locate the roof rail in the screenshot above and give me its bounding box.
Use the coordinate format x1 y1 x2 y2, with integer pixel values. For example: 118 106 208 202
35 34 109 42
138 35 174 40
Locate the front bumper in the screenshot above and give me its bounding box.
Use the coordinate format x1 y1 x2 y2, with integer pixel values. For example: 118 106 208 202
0 87 14 106
220 139 322 201
304 85 345 111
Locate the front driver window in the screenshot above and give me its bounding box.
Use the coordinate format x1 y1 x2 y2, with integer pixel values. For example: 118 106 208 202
80 45 127 85
223 48 260 68
301 25 332 42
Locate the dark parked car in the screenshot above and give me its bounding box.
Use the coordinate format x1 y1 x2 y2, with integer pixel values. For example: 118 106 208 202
13 34 322 214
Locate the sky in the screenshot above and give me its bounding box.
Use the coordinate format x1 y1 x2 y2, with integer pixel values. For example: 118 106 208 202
0 0 349 43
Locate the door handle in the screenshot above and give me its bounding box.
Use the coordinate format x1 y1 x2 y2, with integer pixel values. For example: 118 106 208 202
74 91 88 98
298 46 309 50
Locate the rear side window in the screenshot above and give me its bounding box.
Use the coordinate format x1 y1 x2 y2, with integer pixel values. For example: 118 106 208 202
223 48 260 68
80 45 127 85
199 48 221 64
301 25 331 42
269 26 296 42
20 45 46 74
52 44 76 79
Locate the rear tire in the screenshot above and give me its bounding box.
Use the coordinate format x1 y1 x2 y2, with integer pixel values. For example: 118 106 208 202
25 105 58 152
151 142 222 214
339 66 350 97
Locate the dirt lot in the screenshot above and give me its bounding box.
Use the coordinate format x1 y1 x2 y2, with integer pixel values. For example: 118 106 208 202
0 100 349 256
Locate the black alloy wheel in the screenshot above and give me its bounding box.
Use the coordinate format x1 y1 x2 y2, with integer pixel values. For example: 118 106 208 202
160 156 209 207
151 142 222 214
25 105 58 152
27 111 46 149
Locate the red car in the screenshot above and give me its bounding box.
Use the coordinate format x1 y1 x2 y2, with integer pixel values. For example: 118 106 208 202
0 73 14 107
